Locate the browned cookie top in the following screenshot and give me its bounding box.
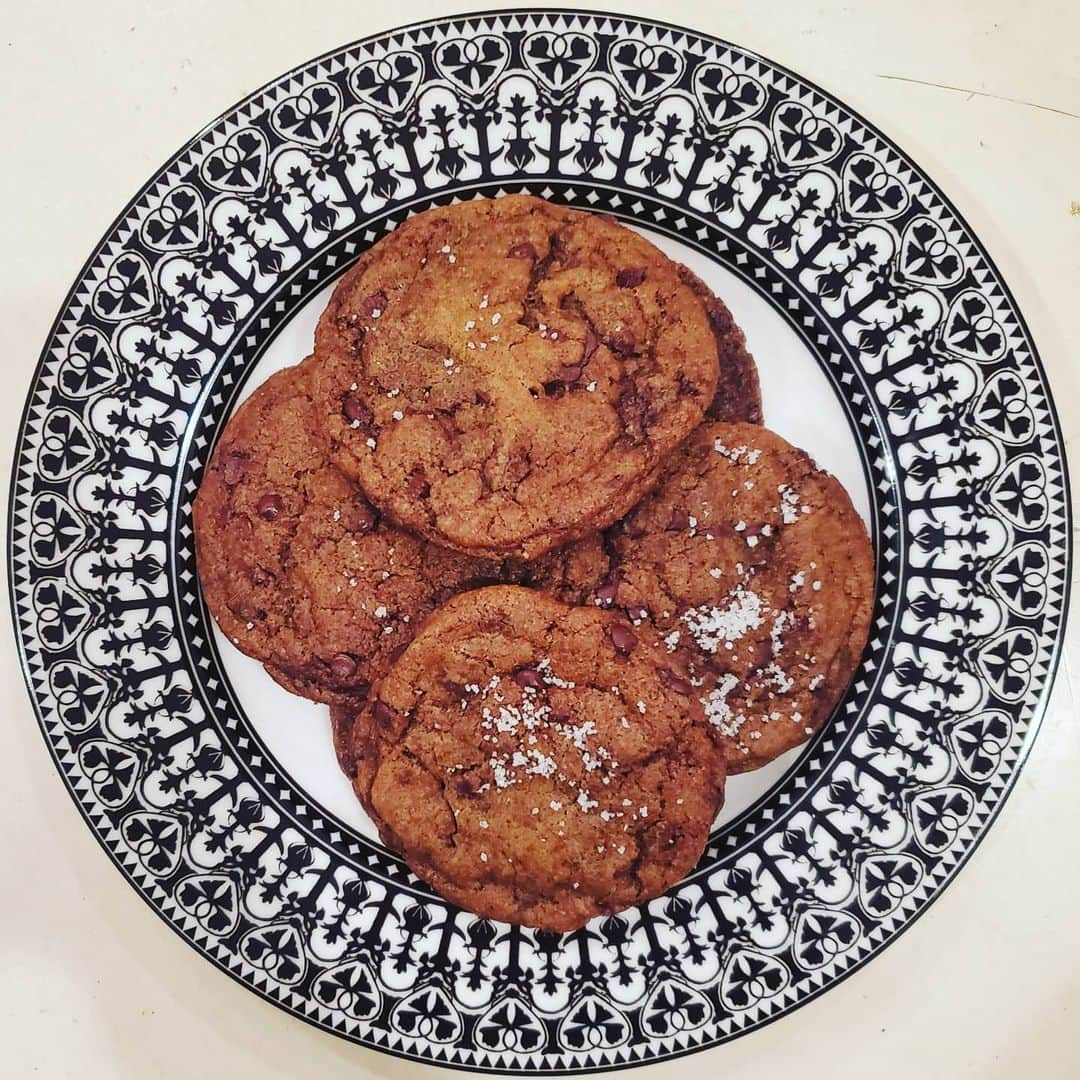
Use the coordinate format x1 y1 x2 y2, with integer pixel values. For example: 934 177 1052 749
591 423 874 773
192 362 510 702
357 586 726 931
312 195 723 559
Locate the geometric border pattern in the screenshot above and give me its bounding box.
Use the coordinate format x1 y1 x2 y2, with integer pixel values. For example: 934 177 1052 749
8 10 1071 1072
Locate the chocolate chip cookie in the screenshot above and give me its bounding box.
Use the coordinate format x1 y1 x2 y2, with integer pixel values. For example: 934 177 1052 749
592 423 874 773
312 195 731 559
193 361 511 702
356 586 726 931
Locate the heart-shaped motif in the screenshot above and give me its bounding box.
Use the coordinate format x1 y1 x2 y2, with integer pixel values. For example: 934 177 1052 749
943 289 1008 364
842 152 910 219
556 993 630 1051
434 36 510 97
240 923 307 985
29 492 86 567
973 370 1036 445
391 985 464 1043
608 39 684 101
312 961 382 1021
77 739 141 808
56 328 119 399
176 872 240 936
140 184 205 252
640 980 713 1036
950 709 1012 781
911 786 975 853
793 908 861 970
692 62 766 128
36 407 95 482
978 628 1039 702
199 127 268 193
48 661 109 732
720 950 790 1011
858 853 923 916
988 453 1049 530
898 215 964 285
270 81 341 147
121 811 184 877
31 578 90 652
349 50 424 113
92 252 155 321
472 995 545 1053
771 101 842 167
521 31 597 93
990 540 1051 616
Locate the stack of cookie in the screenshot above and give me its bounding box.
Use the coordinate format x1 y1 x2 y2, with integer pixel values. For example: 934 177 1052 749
194 195 873 931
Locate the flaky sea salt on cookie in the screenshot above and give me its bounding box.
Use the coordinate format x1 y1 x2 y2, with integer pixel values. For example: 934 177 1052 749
311 195 731 559
355 586 726 931
590 422 874 773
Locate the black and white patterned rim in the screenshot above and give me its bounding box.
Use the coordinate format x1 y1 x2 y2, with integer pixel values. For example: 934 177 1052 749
9 10 1071 1072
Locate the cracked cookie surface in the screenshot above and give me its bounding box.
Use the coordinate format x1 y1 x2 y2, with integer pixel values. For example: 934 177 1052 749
356 586 726 931
589 423 874 773
193 362 512 702
312 195 732 559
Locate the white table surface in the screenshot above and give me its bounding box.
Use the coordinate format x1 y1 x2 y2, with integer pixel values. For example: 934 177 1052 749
2 2 1077 1076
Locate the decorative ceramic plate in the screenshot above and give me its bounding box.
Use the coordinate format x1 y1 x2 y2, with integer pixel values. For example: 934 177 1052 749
9 9 1071 1072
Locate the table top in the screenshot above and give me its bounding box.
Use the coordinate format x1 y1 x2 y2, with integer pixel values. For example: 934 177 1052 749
2 2 1077 1076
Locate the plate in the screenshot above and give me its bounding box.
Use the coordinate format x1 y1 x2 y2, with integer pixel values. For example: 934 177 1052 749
9 9 1070 1072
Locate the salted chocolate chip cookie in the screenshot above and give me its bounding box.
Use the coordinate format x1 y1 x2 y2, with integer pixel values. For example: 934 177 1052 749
312 195 732 559
356 586 726 931
193 362 510 702
592 423 874 773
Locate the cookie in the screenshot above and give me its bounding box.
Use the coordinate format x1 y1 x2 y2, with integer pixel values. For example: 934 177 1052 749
312 194 725 559
193 362 510 702
329 701 360 776
676 265 762 424
592 423 874 773
357 586 726 931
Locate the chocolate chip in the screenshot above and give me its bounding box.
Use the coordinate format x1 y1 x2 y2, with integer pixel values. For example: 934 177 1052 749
353 502 376 533
256 494 283 521
609 329 637 357
507 242 538 260
581 324 599 363
616 267 646 288
454 770 484 797
514 667 543 690
609 622 637 656
557 363 583 385
406 466 430 499
221 452 247 486
371 699 393 724
667 508 690 532
343 394 373 429
616 386 652 441
596 578 620 606
475 390 493 406
659 668 693 696
330 654 358 680
542 380 566 398
361 290 387 318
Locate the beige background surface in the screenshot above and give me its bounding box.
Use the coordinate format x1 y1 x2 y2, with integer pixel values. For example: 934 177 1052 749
1 1 1077 1076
